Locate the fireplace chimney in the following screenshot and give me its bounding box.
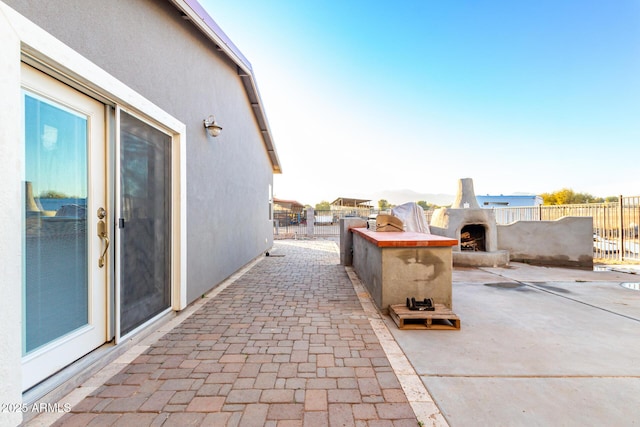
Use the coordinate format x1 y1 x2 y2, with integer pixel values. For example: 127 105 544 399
452 178 481 209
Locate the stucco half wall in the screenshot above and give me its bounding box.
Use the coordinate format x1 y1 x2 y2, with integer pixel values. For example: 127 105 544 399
351 229 455 312
497 216 593 269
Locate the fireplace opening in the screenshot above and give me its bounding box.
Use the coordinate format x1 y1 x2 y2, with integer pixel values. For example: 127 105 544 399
460 224 486 251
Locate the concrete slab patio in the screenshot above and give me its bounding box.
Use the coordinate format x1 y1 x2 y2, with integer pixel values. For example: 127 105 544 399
27 239 640 426
389 262 640 426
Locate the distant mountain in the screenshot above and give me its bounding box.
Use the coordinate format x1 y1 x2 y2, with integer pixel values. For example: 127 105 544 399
367 189 455 207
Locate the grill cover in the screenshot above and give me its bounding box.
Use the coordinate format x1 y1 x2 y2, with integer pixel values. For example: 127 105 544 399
375 214 404 232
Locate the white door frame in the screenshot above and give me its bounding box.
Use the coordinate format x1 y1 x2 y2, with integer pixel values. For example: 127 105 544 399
20 63 108 390
114 106 176 343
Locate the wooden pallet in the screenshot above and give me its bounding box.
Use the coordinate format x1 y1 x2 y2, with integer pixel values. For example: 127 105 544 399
389 303 460 330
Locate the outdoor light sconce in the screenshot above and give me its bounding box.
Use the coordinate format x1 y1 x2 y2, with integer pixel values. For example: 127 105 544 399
203 115 222 137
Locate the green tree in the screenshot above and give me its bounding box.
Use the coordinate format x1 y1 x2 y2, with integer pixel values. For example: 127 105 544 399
540 188 605 205
315 200 331 210
378 199 391 210
417 200 436 210
39 190 69 199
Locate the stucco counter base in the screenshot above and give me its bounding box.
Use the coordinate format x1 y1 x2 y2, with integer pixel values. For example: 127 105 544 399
351 228 457 313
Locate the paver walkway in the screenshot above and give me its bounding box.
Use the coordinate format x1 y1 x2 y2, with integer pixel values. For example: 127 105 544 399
52 240 419 426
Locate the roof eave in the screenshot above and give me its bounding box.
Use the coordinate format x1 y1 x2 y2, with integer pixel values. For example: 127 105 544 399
168 0 282 174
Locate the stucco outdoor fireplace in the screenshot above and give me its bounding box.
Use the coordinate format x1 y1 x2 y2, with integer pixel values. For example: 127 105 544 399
430 178 509 267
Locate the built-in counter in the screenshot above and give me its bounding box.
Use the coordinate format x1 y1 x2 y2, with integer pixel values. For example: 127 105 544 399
350 228 458 313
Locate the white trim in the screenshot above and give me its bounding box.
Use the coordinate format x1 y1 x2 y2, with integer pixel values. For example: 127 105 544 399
106 105 116 341
174 129 188 310
169 0 252 75
21 324 95 365
0 7 26 424
114 106 122 344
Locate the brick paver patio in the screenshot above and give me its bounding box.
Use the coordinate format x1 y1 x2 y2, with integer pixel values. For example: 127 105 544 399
52 240 418 426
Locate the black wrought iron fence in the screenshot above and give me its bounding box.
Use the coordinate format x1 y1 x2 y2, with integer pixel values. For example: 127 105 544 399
273 208 374 237
273 209 307 237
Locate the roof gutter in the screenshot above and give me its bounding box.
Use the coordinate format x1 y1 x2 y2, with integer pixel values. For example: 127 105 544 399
168 0 282 173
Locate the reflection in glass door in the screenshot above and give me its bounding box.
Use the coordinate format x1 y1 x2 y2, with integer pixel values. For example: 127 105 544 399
21 64 107 390
23 93 89 352
119 111 171 335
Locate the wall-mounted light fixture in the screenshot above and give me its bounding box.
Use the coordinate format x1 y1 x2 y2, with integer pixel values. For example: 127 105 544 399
203 115 222 137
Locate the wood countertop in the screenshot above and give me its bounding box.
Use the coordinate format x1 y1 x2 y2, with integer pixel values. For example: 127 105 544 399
351 228 458 248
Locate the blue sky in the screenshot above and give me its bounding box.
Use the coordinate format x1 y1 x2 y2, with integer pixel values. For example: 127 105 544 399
201 0 640 205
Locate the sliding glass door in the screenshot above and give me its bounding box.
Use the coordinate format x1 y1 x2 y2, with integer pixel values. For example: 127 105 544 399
119 111 172 335
21 65 174 389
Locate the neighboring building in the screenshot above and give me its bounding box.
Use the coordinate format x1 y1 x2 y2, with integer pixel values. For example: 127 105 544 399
331 197 373 210
476 195 543 208
329 198 373 220
273 198 304 225
274 198 305 213
0 1 280 424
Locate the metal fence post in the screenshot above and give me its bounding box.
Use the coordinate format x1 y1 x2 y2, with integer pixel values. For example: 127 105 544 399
619 195 624 262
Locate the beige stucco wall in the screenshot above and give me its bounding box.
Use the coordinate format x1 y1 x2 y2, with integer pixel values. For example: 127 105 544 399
497 216 593 268
352 233 453 312
339 218 367 265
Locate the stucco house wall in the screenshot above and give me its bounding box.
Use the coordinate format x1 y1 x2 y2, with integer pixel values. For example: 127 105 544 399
0 1 279 423
4 0 277 302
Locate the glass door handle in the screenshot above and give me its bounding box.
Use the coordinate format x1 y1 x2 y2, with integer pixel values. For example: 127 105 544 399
97 220 109 268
